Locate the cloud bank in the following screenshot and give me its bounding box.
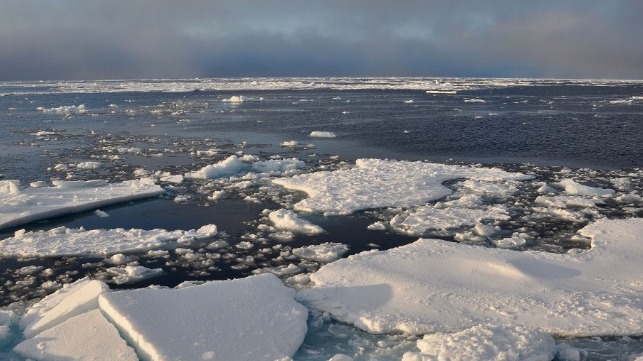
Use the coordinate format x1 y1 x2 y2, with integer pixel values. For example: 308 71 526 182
1 0 641 80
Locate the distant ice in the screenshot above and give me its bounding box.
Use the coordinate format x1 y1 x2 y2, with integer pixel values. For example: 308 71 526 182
0 178 164 230
402 324 556 361
273 158 530 215
0 224 217 257
222 95 247 103
299 218 643 336
37 104 87 115
309 131 337 138
75 161 102 170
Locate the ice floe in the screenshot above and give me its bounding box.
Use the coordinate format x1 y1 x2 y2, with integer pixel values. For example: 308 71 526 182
0 178 164 230
184 155 246 179
273 158 531 215
14 309 139 361
99 274 307 361
0 225 217 257
292 242 349 263
268 209 325 236
402 324 556 361
557 179 615 197
299 218 643 336
12 274 307 361
309 131 337 138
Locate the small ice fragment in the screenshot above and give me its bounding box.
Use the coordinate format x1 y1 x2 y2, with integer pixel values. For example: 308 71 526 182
309 131 337 138
94 209 109 218
268 209 324 235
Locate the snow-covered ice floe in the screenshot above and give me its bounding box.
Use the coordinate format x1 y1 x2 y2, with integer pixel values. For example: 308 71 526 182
0 224 217 257
184 155 305 180
273 158 531 215
309 131 337 138
13 274 308 361
268 209 324 236
298 218 643 337
0 178 164 230
402 324 556 361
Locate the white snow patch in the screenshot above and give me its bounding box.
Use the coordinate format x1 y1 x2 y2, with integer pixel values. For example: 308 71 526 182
0 178 164 230
273 159 530 215
309 131 337 138
268 209 325 235
402 324 556 361
299 218 643 336
0 224 217 257
99 274 308 361
292 243 349 263
251 158 305 175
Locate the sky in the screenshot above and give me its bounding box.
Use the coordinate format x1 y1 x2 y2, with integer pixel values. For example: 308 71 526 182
1 0 642 80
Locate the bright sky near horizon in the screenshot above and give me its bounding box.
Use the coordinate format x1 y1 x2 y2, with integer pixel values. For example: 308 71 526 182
1 0 641 80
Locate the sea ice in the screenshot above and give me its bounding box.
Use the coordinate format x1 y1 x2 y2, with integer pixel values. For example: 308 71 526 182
299 218 643 336
292 242 349 263
556 179 615 197
389 204 510 235
99 273 308 361
106 265 164 285
20 279 109 338
184 155 247 179
309 131 337 138
251 158 305 175
401 324 556 361
269 209 325 235
0 178 164 230
0 224 217 257
273 158 530 215
222 95 247 103
14 309 139 361
75 161 102 170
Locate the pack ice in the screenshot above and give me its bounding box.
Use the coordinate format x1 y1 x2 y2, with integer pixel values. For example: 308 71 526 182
0 178 164 230
299 218 643 337
13 274 308 361
272 158 531 215
0 224 217 257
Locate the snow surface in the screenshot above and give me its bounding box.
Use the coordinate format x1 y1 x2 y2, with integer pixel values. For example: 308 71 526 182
0 178 164 230
0 224 217 257
299 218 643 336
389 204 510 235
269 209 325 235
99 273 308 361
273 159 530 215
14 309 139 361
402 324 556 361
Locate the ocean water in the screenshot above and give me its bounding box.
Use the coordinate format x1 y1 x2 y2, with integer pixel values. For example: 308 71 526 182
0 78 642 360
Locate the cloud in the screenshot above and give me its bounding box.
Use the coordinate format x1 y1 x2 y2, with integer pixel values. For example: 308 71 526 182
0 1 641 80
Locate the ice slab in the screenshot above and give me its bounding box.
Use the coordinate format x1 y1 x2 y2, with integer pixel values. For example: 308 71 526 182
269 209 324 235
0 178 164 230
99 273 308 361
20 278 109 338
292 242 349 263
402 324 556 361
273 159 530 215
0 224 217 257
309 131 337 138
389 204 510 235
185 155 247 179
299 218 643 337
14 309 138 361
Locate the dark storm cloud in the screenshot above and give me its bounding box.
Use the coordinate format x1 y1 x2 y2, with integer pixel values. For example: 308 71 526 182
1 0 641 80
